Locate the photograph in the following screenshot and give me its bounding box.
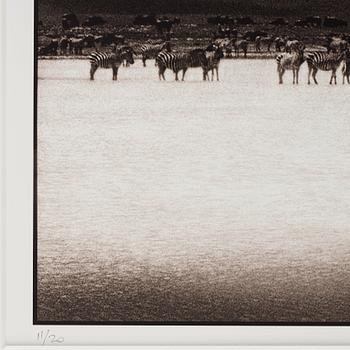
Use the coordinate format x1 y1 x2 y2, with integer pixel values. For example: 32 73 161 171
35 0 350 324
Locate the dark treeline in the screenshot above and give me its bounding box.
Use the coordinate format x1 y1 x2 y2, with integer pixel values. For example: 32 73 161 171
39 0 349 18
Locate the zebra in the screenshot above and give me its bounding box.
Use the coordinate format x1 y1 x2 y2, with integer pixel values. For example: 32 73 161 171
120 46 135 67
140 42 170 67
203 45 224 81
342 49 350 84
285 40 305 53
88 48 134 81
305 51 346 84
155 49 208 81
276 47 305 84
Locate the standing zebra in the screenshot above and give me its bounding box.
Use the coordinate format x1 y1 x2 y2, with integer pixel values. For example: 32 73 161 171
305 51 346 84
88 48 134 81
155 49 208 81
342 49 350 84
140 42 170 67
276 47 305 84
203 45 224 81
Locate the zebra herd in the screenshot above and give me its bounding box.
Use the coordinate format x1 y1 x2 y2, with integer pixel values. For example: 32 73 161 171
88 42 224 82
88 40 350 84
276 43 350 85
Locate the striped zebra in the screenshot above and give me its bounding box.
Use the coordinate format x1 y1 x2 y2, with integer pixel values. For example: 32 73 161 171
140 42 170 67
88 48 134 81
276 47 305 84
203 45 224 81
342 50 350 84
305 51 346 84
155 49 208 81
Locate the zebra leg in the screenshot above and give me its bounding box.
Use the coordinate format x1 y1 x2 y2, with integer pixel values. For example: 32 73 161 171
278 67 285 84
293 69 296 84
215 67 219 81
112 66 119 80
202 68 206 81
182 68 188 81
307 65 312 84
347 74 350 84
175 70 179 81
142 56 146 67
158 66 166 80
296 67 300 84
90 64 98 80
312 68 318 84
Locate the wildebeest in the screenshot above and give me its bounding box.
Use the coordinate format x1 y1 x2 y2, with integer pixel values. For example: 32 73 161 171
236 17 255 25
295 16 322 27
294 19 308 27
274 37 286 52
62 13 79 30
324 16 348 28
327 37 348 53
82 16 106 27
255 36 274 53
234 39 248 58
155 18 174 34
207 15 235 25
58 36 70 55
305 16 322 27
133 14 157 25
69 37 85 55
216 26 237 39
270 18 288 26
244 30 268 41
39 39 59 55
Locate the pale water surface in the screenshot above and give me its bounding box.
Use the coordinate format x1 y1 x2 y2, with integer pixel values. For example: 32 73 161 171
37 59 350 322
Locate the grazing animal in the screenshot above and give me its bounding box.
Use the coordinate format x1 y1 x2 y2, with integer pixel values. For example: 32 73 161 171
255 36 274 53
328 38 348 53
285 40 305 53
39 39 59 56
140 42 169 67
88 48 134 81
155 50 207 81
58 36 70 55
120 46 135 67
69 37 85 55
305 51 346 84
274 37 285 52
276 48 305 84
203 45 224 81
234 39 248 58
342 50 350 84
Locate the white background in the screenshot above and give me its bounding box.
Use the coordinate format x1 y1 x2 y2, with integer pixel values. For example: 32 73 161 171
2 0 350 347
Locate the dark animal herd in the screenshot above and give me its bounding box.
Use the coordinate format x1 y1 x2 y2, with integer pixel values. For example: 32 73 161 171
39 12 350 84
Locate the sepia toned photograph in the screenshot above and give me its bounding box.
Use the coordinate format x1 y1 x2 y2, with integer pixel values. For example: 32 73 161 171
35 0 350 324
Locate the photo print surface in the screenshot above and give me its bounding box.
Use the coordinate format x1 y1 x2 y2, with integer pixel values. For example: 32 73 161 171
35 0 350 324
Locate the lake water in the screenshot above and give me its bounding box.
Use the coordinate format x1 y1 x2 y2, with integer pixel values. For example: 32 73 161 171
37 59 350 322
